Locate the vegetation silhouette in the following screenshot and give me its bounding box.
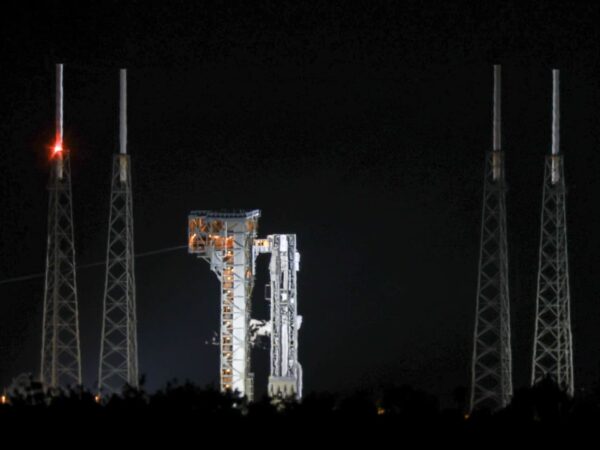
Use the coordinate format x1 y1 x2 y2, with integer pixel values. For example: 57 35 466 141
1 375 598 434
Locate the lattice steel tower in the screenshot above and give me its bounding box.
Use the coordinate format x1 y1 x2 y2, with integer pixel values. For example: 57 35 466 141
98 69 139 394
40 64 82 388
470 65 513 412
531 70 574 395
188 210 260 400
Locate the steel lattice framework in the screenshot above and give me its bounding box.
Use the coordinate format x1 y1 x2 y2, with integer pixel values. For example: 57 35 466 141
189 210 260 400
98 70 139 394
470 65 513 412
97 154 138 393
470 151 513 411
531 70 574 395
40 64 82 389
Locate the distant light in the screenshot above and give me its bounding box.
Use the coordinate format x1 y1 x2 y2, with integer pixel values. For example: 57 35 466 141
377 407 385 416
53 142 63 155
0 395 7 405
94 394 101 403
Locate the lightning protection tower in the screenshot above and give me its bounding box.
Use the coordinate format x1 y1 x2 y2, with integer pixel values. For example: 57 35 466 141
531 70 574 395
40 63 82 389
188 210 261 400
98 69 139 395
470 65 513 412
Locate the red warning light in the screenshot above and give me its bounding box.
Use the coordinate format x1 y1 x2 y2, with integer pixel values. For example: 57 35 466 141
51 135 64 157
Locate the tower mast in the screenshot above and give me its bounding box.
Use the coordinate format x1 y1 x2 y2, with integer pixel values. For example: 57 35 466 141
470 65 513 412
98 69 139 394
40 63 82 388
531 69 574 395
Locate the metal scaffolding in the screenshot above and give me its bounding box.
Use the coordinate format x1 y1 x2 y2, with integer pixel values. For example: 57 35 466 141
470 65 513 412
40 64 82 389
531 70 574 395
189 210 260 399
98 69 139 395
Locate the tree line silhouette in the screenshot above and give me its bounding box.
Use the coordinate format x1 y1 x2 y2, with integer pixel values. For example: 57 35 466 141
1 375 599 434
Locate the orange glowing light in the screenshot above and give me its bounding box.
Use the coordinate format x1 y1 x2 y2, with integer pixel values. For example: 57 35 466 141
53 143 63 154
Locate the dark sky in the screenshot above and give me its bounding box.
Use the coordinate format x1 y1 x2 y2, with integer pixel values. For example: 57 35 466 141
1 1 600 404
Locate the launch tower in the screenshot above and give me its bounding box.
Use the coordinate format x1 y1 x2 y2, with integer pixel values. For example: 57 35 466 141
189 210 260 399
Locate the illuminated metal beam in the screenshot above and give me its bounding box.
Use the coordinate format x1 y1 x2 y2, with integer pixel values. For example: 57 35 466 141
55 63 64 179
120 69 127 155
56 63 63 144
493 64 501 152
551 69 560 183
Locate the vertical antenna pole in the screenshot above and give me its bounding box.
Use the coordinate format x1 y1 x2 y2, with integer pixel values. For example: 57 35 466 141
492 64 501 180
551 69 560 183
56 64 63 143
56 63 64 180
493 65 501 152
119 69 128 182
552 69 560 156
120 69 127 155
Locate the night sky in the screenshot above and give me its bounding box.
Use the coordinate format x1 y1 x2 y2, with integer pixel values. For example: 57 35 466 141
2 1 600 404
